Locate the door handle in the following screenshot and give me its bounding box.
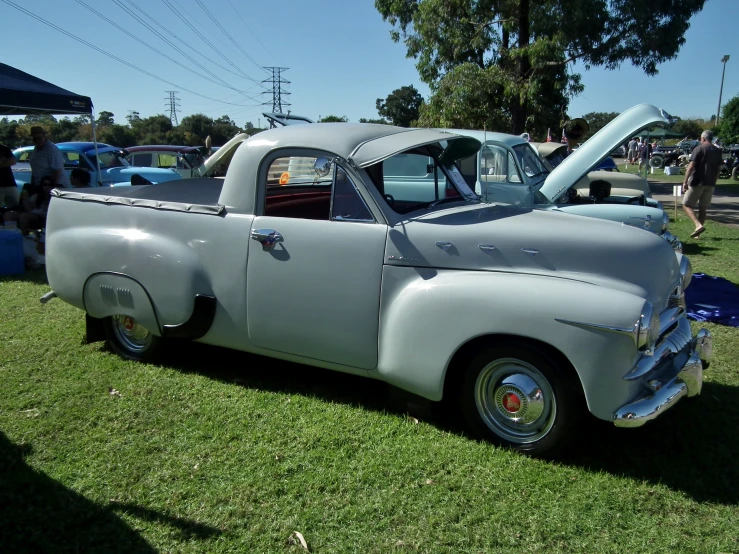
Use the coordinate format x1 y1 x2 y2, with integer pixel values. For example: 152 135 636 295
251 228 284 251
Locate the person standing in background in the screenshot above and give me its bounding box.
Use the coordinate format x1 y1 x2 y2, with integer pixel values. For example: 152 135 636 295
28 126 70 187
682 130 723 238
0 143 19 208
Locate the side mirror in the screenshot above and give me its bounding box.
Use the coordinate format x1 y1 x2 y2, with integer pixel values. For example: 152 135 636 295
314 157 332 177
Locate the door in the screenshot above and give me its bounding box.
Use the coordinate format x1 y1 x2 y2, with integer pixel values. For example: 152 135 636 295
246 157 386 369
478 144 531 205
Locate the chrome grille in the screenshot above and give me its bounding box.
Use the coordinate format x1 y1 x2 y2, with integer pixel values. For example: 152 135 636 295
667 285 686 310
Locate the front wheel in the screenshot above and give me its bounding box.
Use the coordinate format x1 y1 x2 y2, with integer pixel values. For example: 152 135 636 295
103 315 164 363
459 344 583 456
732 167 739 182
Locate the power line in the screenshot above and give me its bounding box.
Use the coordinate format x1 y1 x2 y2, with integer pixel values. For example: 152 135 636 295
193 0 266 74
262 67 291 124
125 0 254 81
165 91 180 126
0 0 262 108
75 0 251 96
159 0 265 88
227 0 277 62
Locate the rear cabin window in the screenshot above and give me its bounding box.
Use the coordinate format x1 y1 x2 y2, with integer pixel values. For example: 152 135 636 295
263 156 372 222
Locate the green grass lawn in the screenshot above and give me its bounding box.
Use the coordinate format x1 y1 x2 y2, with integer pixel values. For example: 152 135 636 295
2 223 739 553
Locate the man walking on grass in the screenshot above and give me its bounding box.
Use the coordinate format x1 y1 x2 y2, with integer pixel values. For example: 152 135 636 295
682 130 722 238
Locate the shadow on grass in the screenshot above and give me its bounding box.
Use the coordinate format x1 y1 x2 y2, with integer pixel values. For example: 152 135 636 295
560 381 739 506
108 502 222 541
680 242 719 256
0 431 156 553
0 267 48 285
159 341 739 506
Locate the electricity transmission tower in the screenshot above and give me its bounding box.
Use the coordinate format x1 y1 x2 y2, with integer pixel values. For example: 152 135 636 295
165 91 181 126
262 67 290 126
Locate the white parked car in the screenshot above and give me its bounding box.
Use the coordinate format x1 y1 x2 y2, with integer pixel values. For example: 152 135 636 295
43 122 710 456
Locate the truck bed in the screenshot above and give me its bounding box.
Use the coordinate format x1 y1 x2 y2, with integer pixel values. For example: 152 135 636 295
51 178 225 215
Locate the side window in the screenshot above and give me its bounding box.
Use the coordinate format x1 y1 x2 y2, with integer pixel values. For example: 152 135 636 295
264 155 332 220
331 166 373 222
457 153 478 188
16 150 31 162
480 145 508 183
157 153 177 168
382 152 447 203
63 152 80 168
131 153 153 167
507 153 523 183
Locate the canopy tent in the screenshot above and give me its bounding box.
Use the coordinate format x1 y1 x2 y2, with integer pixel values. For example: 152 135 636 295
0 63 93 116
0 63 104 184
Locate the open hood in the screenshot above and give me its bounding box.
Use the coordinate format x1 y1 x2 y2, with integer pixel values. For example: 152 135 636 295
348 129 480 168
540 104 674 202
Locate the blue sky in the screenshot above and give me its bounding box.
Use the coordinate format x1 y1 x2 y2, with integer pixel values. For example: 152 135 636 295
1 0 735 128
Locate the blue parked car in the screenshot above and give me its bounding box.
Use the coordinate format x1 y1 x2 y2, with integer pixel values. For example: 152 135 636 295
12 142 182 188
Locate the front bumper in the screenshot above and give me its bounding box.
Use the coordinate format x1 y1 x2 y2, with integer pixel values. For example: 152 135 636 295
613 328 712 428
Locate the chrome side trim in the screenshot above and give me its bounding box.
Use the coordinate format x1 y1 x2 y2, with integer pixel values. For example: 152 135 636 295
555 318 635 336
479 244 497 253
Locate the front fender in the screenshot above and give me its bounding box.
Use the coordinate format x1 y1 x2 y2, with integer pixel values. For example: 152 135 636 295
377 266 648 420
546 204 665 235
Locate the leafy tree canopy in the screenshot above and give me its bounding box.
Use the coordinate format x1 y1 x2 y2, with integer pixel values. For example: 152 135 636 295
319 115 349 123
376 0 707 135
376 85 424 127
717 95 739 145
359 117 390 124
581 111 619 136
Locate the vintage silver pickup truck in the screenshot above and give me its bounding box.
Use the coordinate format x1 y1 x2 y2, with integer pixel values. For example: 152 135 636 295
43 123 712 456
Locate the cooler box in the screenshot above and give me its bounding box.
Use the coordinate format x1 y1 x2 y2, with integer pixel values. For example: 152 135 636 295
0 229 25 275
664 166 681 176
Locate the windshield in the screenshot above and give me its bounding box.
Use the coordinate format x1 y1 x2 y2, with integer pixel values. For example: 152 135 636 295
374 149 479 214
89 150 129 169
512 143 549 180
182 152 205 168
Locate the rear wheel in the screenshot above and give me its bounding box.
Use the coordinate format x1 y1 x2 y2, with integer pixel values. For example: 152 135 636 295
732 167 739 182
459 344 583 456
104 315 163 363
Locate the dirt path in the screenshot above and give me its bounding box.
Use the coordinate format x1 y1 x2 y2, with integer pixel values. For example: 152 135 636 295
649 182 739 228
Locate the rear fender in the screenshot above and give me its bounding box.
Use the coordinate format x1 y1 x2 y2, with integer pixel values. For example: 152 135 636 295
83 273 161 336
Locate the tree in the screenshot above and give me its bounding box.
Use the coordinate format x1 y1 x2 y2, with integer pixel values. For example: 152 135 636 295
126 111 141 126
98 124 138 147
359 118 389 124
672 117 710 140
376 85 424 127
717 95 739 145
96 111 115 127
581 112 619 136
376 0 708 134
318 115 349 123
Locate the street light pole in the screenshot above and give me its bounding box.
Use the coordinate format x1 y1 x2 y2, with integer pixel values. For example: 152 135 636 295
716 55 730 126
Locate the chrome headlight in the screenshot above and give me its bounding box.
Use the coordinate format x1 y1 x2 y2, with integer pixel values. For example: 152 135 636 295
679 255 692 289
635 301 660 356
661 212 669 232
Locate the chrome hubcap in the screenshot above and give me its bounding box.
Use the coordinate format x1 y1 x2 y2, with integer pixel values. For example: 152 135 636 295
111 315 153 353
475 358 555 444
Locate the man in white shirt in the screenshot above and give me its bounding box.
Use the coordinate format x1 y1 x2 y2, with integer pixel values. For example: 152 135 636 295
28 126 70 187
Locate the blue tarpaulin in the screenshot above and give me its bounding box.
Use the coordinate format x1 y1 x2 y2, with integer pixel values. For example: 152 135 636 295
685 273 739 327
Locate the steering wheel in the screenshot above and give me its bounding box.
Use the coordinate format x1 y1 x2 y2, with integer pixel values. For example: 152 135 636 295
384 194 395 206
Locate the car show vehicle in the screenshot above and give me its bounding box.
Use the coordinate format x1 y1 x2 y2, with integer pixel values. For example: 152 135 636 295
532 141 657 199
442 105 681 251
13 142 183 187
42 121 710 456
125 145 206 179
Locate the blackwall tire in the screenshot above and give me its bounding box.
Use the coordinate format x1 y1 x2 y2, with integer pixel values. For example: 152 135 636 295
650 156 664 169
459 344 584 457
732 167 739 182
103 315 164 363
